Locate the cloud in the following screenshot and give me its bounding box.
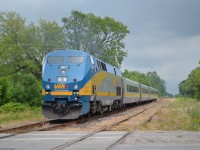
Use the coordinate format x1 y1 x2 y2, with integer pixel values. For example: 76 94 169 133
122 34 200 94
1 0 200 95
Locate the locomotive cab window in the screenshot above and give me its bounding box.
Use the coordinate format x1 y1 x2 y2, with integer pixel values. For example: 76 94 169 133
101 62 107 71
97 60 107 71
90 56 94 65
47 56 64 64
67 56 85 63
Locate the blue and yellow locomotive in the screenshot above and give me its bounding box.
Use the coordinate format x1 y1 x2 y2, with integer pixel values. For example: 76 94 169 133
42 49 158 119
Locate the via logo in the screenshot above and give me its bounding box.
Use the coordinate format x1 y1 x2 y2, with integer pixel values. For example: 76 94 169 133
54 84 65 89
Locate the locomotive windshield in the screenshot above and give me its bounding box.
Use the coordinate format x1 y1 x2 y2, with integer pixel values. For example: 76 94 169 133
47 56 64 64
67 56 85 63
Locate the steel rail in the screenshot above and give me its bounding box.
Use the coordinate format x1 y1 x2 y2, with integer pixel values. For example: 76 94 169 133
105 100 169 150
51 100 163 150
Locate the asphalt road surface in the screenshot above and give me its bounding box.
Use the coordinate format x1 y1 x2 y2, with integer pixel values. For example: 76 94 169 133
0 131 200 150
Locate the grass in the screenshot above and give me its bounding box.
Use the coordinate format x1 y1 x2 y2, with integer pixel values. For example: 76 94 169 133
140 98 200 131
0 106 46 128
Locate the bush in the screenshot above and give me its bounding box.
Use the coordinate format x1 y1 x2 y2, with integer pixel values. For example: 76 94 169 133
195 88 200 101
0 77 10 105
0 102 29 112
0 74 42 107
6 74 42 107
0 85 2 97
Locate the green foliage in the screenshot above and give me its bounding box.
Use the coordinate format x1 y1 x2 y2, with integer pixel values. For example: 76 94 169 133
0 85 2 97
62 10 129 67
0 12 65 79
0 106 44 126
23 20 65 79
146 71 167 96
122 69 149 85
140 98 200 131
0 74 42 107
175 98 200 130
0 77 9 105
6 74 42 106
122 70 167 97
179 63 200 100
0 102 28 112
187 107 200 130
0 10 131 110
0 11 27 77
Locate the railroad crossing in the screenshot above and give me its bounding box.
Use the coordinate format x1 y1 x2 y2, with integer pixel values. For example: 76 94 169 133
1 131 200 150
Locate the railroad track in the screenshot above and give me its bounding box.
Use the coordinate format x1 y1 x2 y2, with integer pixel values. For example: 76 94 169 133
0 99 166 146
106 100 169 150
0 100 153 135
0 120 52 134
0 119 81 140
51 100 168 150
0 118 87 136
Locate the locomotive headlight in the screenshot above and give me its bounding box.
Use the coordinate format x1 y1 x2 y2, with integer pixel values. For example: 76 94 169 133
46 84 50 89
63 77 67 82
57 77 68 82
57 77 62 82
74 84 78 89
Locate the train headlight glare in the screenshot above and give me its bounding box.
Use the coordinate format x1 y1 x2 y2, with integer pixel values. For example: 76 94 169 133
57 77 68 82
74 84 78 89
46 84 50 89
57 77 62 82
63 77 67 82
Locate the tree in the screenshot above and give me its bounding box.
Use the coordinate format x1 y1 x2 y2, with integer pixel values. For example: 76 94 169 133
0 11 66 106
178 64 200 100
122 70 167 97
0 11 27 77
179 79 195 97
146 71 167 96
23 20 65 79
62 10 129 67
122 69 149 85
0 11 65 79
191 67 200 100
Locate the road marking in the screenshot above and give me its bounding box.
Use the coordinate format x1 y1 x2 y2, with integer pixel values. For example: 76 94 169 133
23 133 87 136
88 136 121 139
0 136 122 141
0 138 79 141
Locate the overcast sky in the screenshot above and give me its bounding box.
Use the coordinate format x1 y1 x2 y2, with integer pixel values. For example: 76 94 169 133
1 0 200 95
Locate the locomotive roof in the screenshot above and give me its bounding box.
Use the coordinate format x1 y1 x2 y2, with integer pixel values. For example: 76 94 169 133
45 49 122 76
